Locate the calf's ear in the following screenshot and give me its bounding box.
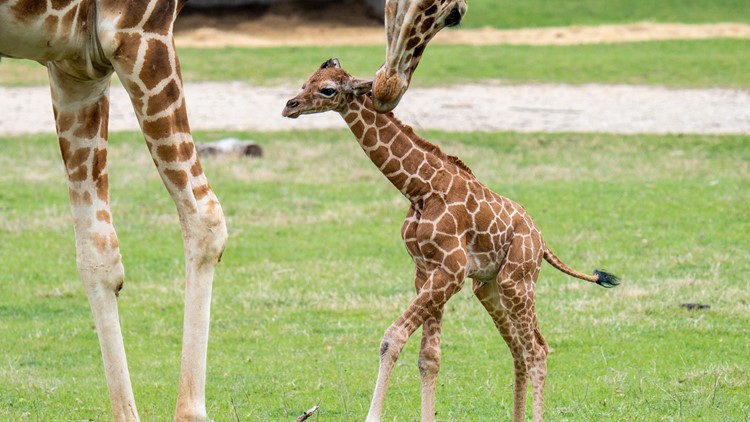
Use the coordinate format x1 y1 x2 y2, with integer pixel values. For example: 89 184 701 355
351 79 373 95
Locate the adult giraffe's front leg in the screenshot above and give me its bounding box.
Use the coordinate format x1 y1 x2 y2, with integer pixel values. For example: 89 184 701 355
109 34 227 421
48 64 138 421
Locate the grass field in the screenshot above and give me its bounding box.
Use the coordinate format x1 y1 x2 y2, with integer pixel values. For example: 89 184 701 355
2 1 749 419
462 0 750 28
0 130 748 420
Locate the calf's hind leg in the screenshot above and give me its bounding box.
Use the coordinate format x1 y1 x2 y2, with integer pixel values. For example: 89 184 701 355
473 234 547 422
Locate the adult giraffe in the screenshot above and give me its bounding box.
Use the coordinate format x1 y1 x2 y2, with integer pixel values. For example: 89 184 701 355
372 0 468 112
1 1 226 420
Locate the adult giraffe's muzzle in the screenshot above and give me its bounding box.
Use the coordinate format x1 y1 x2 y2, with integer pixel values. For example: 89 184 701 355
372 0 467 112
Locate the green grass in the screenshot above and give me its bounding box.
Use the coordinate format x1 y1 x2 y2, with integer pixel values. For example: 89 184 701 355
3 39 749 88
1 130 748 420
462 0 750 28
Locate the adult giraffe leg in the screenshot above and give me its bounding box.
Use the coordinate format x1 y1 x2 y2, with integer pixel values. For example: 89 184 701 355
109 35 227 421
48 64 138 422
367 269 463 422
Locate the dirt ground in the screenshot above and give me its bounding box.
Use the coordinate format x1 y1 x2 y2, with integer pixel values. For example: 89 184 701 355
174 3 750 48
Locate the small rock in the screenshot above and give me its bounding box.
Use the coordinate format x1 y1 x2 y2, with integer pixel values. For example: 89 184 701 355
196 138 263 157
680 303 711 311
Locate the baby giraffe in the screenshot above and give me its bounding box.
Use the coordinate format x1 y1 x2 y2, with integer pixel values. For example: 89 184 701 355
282 59 619 422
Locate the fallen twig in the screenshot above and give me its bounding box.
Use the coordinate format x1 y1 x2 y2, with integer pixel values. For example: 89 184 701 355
295 405 319 422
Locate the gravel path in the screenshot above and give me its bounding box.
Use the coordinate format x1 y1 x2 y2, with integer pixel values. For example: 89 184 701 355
1 82 749 135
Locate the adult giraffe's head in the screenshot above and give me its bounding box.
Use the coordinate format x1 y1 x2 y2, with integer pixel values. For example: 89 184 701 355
372 0 468 112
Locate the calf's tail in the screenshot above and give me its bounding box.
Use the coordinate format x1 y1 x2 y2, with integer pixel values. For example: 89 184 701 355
543 242 619 288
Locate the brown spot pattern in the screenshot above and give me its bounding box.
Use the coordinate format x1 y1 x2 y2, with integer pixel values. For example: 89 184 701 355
139 39 172 90
192 184 210 200
96 209 112 223
10 0 46 22
164 169 188 190
190 160 203 177
142 0 175 35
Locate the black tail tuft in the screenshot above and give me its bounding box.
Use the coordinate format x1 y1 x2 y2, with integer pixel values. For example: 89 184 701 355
594 270 620 288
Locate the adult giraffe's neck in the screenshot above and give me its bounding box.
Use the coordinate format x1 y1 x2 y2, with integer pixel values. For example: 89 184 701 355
340 94 441 204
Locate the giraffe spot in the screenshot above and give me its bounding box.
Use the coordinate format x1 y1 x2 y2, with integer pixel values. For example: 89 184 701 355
99 97 110 139
157 144 178 162
388 171 408 188
91 232 118 253
66 147 91 170
192 184 211 200
178 142 195 161
156 141 195 163
466 194 479 213
82 191 93 205
164 169 188 190
181 198 198 214
92 233 108 252
360 108 376 122
96 174 109 201
114 0 150 29
50 0 74 10
190 160 203 177
56 111 76 133
475 233 494 252
75 103 104 139
361 127 378 148
417 163 436 182
142 116 173 140
381 157 401 175
143 101 190 139
42 15 59 35
421 17 435 33
434 232 460 251
443 250 466 274
475 202 494 232
343 111 358 125
424 4 438 16
143 0 175 35
68 188 81 204
68 165 88 182
109 232 119 249
139 39 173 90
92 148 107 181
10 0 46 22
96 209 111 223
172 100 191 134
74 0 93 35
146 78 181 116
113 33 143 76
350 119 365 137
58 137 72 162
406 36 421 51
60 4 79 32
450 179 469 200
390 137 412 158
